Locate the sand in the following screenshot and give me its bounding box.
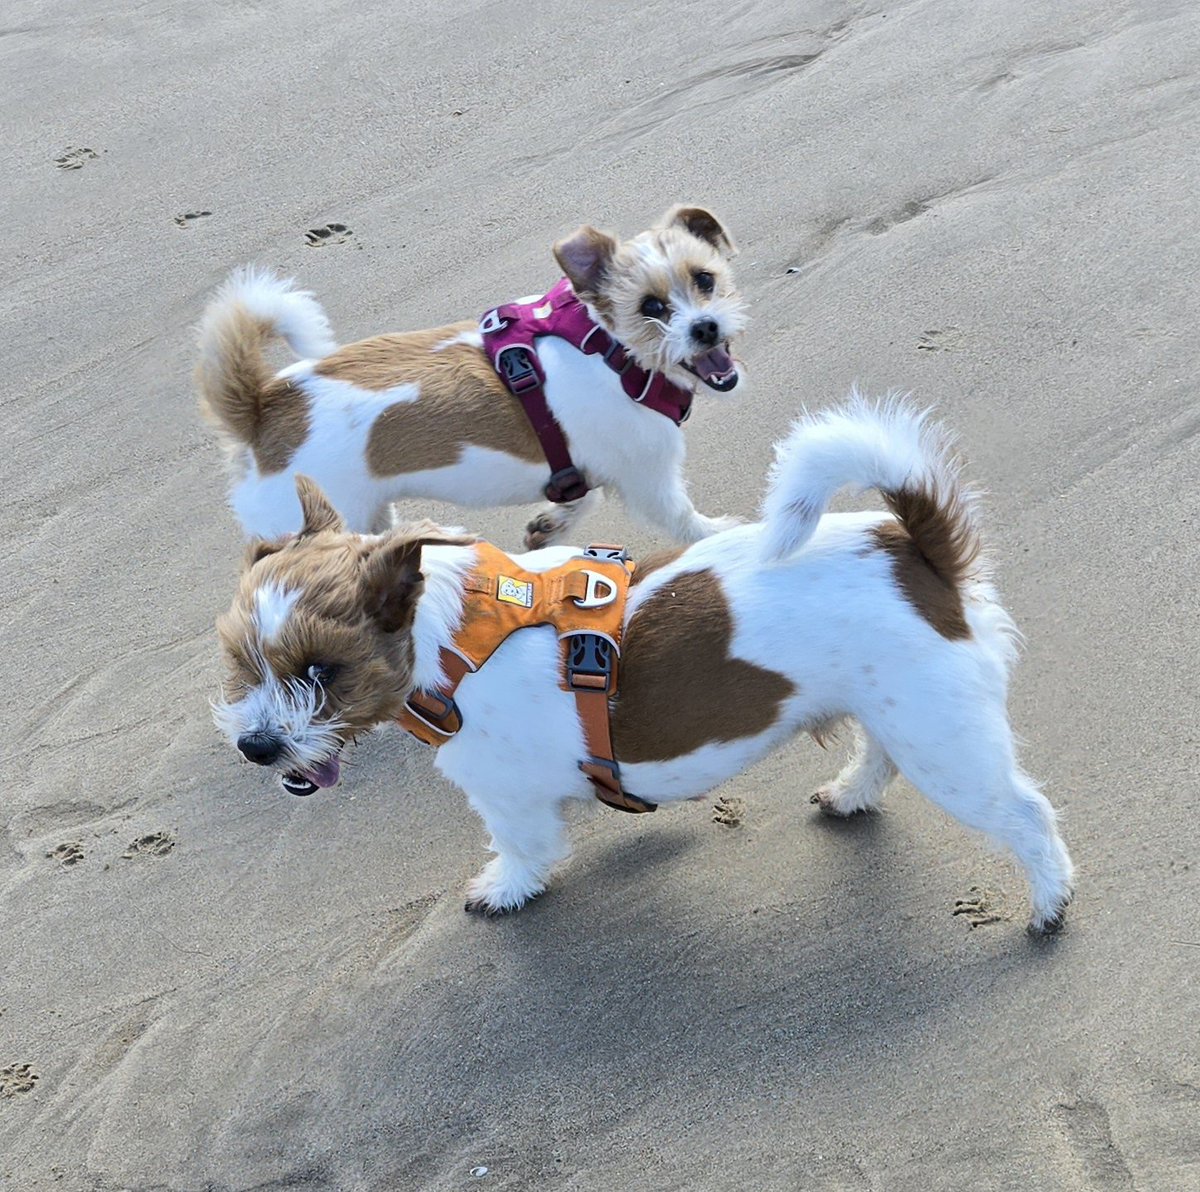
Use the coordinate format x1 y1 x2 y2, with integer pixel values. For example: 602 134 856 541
3 0 1199 1188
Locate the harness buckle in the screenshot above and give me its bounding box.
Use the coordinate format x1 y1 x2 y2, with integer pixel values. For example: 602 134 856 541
496 346 541 395
403 688 461 738
584 543 630 564
574 570 619 609
565 632 614 692
544 466 589 504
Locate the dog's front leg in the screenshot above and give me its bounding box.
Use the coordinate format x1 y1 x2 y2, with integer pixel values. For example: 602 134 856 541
617 456 739 543
524 489 603 551
463 795 570 915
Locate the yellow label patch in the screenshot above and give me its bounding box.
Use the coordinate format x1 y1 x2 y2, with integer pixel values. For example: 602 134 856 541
496 576 534 607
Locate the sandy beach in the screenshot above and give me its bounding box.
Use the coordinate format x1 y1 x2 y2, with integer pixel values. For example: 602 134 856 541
3 0 1199 1187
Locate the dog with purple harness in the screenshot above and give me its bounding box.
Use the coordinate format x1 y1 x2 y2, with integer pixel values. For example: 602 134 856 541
197 205 747 547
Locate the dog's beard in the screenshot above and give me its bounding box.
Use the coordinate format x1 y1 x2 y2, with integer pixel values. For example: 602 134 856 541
632 294 746 392
212 672 346 795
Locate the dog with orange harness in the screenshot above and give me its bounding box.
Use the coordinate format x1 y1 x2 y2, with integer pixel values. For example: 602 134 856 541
211 396 1074 932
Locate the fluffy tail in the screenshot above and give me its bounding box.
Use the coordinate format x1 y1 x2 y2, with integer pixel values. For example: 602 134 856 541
760 392 982 583
195 267 337 447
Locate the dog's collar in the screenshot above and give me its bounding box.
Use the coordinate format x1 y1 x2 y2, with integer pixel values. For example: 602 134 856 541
480 281 693 503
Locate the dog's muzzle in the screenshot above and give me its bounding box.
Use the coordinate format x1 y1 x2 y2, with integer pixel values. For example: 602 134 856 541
238 731 284 766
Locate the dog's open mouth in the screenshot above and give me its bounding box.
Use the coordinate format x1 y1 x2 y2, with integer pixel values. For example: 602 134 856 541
280 755 341 797
684 344 740 392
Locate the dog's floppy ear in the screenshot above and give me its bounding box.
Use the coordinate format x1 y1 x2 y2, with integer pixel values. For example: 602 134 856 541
554 225 618 299
295 474 345 536
360 536 430 634
661 205 737 258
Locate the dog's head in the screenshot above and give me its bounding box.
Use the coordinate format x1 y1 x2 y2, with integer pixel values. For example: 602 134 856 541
212 477 471 795
553 204 746 394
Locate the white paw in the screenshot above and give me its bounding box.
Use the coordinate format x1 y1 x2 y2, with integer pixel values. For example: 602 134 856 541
809 783 876 817
464 858 545 916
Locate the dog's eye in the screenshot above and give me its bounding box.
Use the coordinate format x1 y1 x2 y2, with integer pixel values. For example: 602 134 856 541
306 663 338 686
694 271 715 294
640 295 668 319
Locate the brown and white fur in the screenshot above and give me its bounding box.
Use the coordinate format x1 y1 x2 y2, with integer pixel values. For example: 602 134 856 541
211 396 1075 934
197 206 746 549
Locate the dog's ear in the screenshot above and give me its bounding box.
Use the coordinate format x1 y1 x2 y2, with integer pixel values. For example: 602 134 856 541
554 225 618 299
661 205 737 258
360 536 428 634
242 536 292 570
295 474 345 536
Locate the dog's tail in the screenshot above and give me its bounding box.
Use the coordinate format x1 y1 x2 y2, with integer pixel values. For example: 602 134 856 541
759 392 982 583
196 266 337 447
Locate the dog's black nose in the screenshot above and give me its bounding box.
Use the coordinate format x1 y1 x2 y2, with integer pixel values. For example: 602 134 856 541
692 317 719 347
237 732 283 766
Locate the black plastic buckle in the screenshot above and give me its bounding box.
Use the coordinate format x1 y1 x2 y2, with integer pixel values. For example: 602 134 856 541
565 632 614 692
584 544 630 564
544 466 589 504
497 346 541 395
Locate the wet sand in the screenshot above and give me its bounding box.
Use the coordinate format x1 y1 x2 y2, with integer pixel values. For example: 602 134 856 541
3 1 1199 1187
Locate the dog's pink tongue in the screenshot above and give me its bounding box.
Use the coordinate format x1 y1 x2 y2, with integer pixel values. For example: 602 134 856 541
306 757 341 788
692 345 736 382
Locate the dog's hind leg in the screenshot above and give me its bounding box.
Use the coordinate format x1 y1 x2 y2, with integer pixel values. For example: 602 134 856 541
524 489 603 551
863 696 1075 934
463 795 570 914
811 722 896 816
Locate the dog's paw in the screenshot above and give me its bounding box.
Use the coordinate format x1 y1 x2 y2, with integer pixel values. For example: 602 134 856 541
464 860 544 916
810 785 870 817
524 511 567 551
1027 888 1073 936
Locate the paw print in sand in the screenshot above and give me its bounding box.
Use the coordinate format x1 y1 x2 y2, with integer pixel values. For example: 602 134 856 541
54 146 99 170
952 885 1004 928
305 223 353 247
46 841 83 866
0 1064 38 1098
122 831 175 859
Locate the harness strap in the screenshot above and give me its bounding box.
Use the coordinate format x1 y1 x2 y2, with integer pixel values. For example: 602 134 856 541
494 344 588 503
397 544 656 814
481 280 694 504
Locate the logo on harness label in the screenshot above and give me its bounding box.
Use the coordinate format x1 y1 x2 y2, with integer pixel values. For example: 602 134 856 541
496 576 534 608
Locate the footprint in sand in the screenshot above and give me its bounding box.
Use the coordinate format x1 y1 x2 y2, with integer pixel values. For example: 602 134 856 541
122 831 175 860
173 210 212 227
916 327 967 353
712 795 744 827
0 1064 38 1098
46 841 83 867
305 223 353 247
951 885 1004 928
54 147 99 170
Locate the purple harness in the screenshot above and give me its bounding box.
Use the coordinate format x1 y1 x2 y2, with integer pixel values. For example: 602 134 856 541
480 279 694 503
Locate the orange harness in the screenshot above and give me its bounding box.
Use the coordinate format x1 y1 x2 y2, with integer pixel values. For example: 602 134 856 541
397 543 656 814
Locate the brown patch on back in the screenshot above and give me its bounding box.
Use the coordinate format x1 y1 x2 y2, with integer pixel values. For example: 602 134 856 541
871 522 971 639
313 324 543 474
612 569 795 764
